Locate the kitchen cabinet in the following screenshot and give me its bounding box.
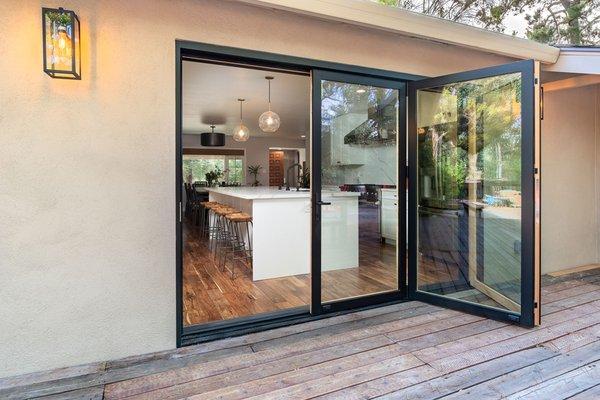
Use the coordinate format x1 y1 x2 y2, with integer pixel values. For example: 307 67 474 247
208 187 360 281
380 189 397 242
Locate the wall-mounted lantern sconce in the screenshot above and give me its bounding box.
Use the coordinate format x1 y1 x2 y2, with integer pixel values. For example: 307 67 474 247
42 7 81 79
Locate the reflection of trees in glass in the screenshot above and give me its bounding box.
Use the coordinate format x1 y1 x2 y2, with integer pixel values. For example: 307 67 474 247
321 82 397 145
419 73 521 207
320 81 398 186
478 78 522 196
419 121 468 205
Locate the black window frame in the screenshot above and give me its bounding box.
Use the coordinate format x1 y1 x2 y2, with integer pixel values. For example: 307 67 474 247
407 60 539 327
311 69 407 316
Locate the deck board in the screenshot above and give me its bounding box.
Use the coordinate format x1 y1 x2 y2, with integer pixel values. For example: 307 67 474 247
1 268 598 400
440 340 600 399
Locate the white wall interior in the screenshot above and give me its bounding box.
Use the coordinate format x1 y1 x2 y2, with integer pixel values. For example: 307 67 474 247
341 145 397 185
541 81 600 274
0 0 515 378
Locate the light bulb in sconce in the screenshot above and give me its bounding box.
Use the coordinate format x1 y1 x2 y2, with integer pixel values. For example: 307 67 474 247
52 26 72 69
42 7 80 79
57 27 68 49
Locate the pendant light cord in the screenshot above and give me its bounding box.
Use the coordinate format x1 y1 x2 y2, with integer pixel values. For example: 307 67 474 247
239 99 243 121
268 79 271 110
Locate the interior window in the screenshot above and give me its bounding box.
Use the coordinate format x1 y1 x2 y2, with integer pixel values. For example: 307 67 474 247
183 154 244 185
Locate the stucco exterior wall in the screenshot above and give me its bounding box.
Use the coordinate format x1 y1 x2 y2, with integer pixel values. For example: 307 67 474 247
0 0 514 378
541 84 600 274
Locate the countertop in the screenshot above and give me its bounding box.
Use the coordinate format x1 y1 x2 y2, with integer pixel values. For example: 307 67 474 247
206 187 360 200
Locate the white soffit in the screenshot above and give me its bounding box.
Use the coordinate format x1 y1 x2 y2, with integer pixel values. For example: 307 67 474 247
543 48 600 74
238 0 560 64
542 74 600 92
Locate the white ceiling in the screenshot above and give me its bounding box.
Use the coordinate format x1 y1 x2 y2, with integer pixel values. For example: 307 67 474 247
182 61 310 139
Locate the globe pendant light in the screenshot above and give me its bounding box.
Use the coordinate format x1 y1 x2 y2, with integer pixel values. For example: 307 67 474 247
259 76 281 133
233 98 250 142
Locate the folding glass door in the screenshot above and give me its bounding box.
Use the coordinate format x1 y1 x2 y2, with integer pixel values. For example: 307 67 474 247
311 70 406 313
407 60 541 326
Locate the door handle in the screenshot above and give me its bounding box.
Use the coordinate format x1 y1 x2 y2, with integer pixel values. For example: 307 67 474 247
316 201 331 206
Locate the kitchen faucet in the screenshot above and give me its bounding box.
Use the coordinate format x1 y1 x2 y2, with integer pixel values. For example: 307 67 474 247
286 163 302 191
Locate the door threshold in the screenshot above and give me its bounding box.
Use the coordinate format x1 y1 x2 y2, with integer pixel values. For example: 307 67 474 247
181 298 409 346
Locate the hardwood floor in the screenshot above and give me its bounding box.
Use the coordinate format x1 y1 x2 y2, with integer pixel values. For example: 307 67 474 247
3 268 599 399
183 203 398 326
183 202 522 326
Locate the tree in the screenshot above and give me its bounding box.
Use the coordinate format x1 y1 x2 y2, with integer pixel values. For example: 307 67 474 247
524 0 599 45
376 0 600 45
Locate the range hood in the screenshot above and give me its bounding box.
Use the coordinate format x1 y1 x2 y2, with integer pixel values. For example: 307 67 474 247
200 125 225 147
344 100 397 145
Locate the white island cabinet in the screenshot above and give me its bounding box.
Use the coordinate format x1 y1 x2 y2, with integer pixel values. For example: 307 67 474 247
207 187 359 281
380 188 398 242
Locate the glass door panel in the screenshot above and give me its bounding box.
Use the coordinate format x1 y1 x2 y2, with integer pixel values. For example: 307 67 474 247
313 71 405 307
408 60 540 326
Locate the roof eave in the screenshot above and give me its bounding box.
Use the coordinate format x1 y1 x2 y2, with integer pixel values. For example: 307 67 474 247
545 48 600 74
237 0 560 64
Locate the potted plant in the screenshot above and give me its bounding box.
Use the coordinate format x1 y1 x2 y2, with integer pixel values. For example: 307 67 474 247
247 164 262 186
299 166 310 189
205 168 223 187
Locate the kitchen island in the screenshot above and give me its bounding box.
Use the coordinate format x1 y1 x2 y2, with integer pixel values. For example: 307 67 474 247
207 187 360 281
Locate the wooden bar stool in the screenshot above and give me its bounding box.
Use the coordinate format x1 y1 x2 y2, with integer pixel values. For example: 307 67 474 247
222 212 253 279
212 206 239 262
205 202 227 252
202 202 218 244
199 201 218 238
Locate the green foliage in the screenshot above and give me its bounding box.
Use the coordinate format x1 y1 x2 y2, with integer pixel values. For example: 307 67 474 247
46 11 72 27
183 158 225 184
417 74 522 208
183 156 244 186
299 166 310 189
205 168 223 187
247 164 263 186
228 159 243 184
375 0 600 45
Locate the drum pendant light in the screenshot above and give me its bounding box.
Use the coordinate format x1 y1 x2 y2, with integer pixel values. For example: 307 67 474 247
233 98 250 142
200 125 225 147
259 76 281 133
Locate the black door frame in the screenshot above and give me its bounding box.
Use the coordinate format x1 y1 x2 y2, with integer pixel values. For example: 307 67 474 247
176 41 540 348
311 69 407 315
407 59 539 327
176 40 421 346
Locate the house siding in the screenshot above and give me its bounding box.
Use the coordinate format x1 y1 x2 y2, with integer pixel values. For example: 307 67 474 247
541 84 600 273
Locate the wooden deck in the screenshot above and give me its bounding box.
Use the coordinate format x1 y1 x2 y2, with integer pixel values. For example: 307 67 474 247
1 268 599 399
